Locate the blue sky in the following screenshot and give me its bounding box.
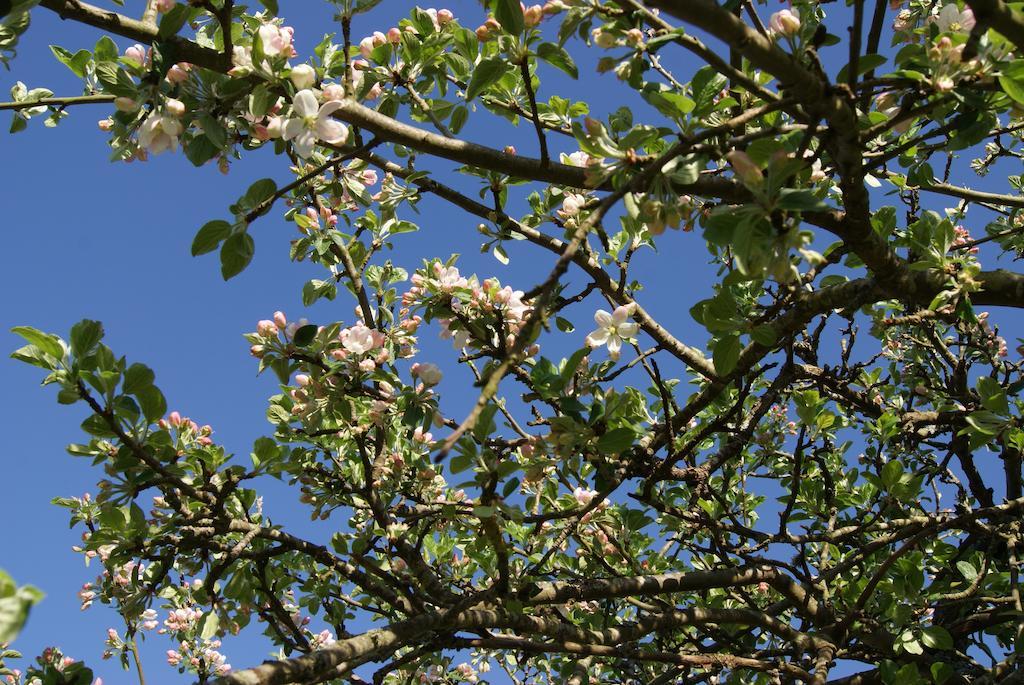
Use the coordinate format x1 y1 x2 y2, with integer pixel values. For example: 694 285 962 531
3 1 1022 683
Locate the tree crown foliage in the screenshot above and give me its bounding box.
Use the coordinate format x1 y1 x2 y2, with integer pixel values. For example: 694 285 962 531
4 0 1024 684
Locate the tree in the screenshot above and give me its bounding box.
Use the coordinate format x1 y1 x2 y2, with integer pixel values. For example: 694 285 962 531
3 0 1024 682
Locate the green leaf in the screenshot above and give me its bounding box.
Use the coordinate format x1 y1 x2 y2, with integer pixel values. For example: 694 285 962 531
136 384 167 422
775 188 830 212
492 0 524 35
70 319 103 358
220 232 255 280
199 612 220 640
292 324 317 347
243 178 277 208
713 334 741 375
158 3 190 38
94 63 137 97
10 326 63 360
466 57 509 101
920 626 953 651
976 375 1009 415
0 583 43 643
536 42 578 78
197 112 227 149
931 662 955 684
999 74 1024 106
956 560 977 582
597 427 635 454
881 459 903 489
93 35 118 62
191 219 232 256
50 45 91 78
123 363 155 394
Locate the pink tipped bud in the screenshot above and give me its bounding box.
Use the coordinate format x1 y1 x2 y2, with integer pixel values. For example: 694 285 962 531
273 311 287 328
437 8 454 24
387 27 402 43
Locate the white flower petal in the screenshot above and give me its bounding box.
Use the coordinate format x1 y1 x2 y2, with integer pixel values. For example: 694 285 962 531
587 329 610 346
607 335 622 360
292 89 319 118
316 119 349 145
282 117 304 141
594 310 613 327
292 130 316 158
617 322 639 338
318 100 344 118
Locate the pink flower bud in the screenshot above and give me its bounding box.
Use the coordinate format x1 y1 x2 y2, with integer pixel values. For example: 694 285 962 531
98 118 114 131
524 4 543 26
166 62 191 84
295 374 310 386
322 83 345 101
387 27 402 43
168 411 182 426
437 8 454 24
155 0 176 12
124 44 147 66
273 311 287 328
769 9 801 37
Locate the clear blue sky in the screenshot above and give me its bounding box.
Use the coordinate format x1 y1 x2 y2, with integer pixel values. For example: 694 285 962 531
3 1 1020 683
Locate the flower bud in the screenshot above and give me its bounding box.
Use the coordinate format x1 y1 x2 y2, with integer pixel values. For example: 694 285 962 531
164 98 186 117
322 83 345 101
769 9 801 37
437 9 454 24
387 27 402 43
592 28 616 48
166 62 191 84
289 64 317 90
114 97 138 112
725 150 764 186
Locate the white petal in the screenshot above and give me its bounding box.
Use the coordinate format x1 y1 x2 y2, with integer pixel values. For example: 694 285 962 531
292 89 319 118
617 322 639 338
316 118 349 145
587 328 610 346
594 309 613 327
292 130 316 158
606 335 622 360
282 117 304 141
318 100 344 118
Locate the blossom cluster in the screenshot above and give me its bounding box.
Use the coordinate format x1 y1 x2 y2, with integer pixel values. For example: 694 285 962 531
402 262 533 355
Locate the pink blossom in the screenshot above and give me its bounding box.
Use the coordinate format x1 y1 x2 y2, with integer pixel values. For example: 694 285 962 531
769 9 801 36
258 23 296 58
340 323 385 355
124 44 147 67
154 0 176 12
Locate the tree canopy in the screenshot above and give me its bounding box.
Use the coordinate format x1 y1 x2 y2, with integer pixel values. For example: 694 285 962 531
4 0 1024 683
